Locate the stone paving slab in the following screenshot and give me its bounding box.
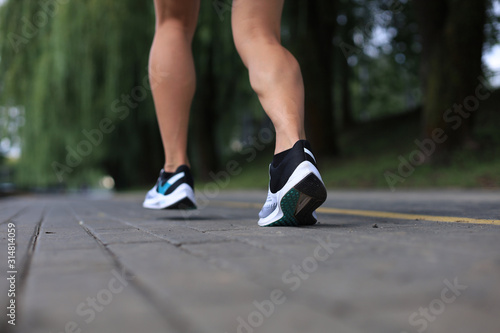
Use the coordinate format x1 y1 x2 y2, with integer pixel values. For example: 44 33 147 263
0 191 499 333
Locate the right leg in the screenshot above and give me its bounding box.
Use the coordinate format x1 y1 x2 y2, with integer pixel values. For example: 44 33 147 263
149 0 199 172
231 0 326 226
231 0 306 155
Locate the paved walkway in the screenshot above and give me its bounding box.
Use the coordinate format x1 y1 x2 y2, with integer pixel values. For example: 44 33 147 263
1 190 499 333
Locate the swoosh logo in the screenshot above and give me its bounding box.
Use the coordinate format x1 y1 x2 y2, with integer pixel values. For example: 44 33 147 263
304 148 316 163
157 172 185 194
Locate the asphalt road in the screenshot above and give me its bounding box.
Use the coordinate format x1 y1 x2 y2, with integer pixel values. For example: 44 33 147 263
0 190 499 333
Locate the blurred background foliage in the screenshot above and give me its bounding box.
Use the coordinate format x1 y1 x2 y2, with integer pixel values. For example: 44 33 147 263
0 0 499 191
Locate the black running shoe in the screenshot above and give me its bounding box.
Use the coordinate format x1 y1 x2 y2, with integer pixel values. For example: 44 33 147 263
258 140 327 226
143 165 196 210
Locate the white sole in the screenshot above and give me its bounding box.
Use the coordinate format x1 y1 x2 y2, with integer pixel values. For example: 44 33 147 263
258 161 326 227
143 184 196 210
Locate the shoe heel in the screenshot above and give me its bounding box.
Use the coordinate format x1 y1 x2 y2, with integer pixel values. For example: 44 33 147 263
264 173 327 227
294 173 327 201
293 173 327 225
166 197 197 210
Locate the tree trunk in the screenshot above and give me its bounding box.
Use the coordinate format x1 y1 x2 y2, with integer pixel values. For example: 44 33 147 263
339 48 354 129
291 0 339 157
414 0 487 161
192 42 218 181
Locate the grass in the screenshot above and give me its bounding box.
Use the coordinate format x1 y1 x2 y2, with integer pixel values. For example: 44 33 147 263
210 103 500 190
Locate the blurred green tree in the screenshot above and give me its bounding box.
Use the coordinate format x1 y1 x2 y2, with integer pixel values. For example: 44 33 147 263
0 0 163 188
1 0 496 189
414 0 489 160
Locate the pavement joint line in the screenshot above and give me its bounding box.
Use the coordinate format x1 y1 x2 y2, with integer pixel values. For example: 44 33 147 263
70 205 200 333
211 200 500 226
73 203 318 311
1 206 46 333
78 200 308 264
0 206 28 225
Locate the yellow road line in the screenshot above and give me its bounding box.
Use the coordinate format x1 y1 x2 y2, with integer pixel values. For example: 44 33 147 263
212 201 500 226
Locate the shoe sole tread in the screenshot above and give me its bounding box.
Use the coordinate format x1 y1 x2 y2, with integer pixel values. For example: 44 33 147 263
265 173 327 227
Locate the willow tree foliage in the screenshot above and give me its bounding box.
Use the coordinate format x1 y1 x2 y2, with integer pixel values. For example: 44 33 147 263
0 0 263 187
0 0 162 187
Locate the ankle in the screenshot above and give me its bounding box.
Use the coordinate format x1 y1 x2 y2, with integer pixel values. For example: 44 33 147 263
164 160 190 173
274 133 305 154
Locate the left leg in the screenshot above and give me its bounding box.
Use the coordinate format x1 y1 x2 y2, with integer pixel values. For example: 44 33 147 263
143 0 199 210
149 0 200 172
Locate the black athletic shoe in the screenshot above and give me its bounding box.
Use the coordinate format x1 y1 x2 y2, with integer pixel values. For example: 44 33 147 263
258 140 327 226
143 165 196 210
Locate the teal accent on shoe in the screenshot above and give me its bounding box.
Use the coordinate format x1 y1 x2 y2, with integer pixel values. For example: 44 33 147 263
157 182 171 194
265 188 300 227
